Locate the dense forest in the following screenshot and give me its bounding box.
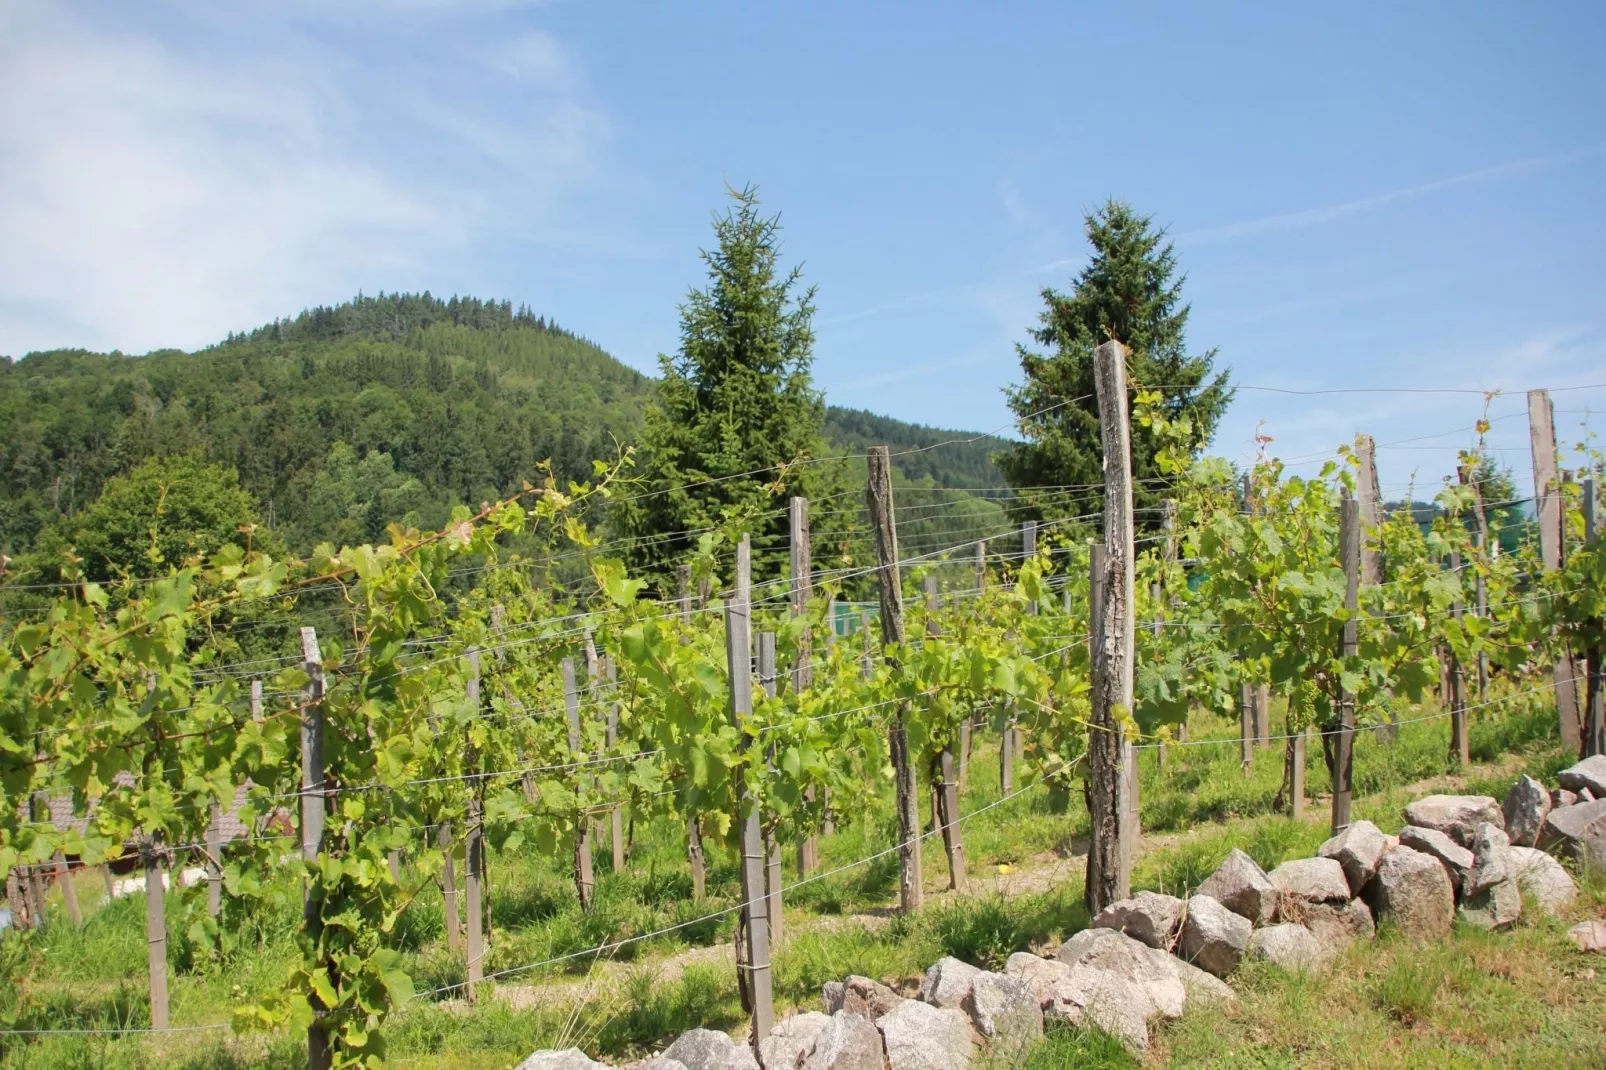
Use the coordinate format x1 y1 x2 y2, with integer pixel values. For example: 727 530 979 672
0 292 1011 574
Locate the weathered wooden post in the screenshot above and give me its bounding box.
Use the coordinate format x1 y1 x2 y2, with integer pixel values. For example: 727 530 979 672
1086 340 1136 914
1330 495 1360 834
300 626 330 1070
561 658 594 911
727 535 774 1048
1529 390 1583 750
925 574 965 892
53 850 81 926
867 446 923 913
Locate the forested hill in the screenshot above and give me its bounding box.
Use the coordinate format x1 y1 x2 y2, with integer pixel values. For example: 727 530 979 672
0 292 1009 558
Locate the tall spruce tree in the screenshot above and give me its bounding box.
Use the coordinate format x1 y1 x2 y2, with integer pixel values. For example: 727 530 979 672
617 186 849 592
997 200 1232 526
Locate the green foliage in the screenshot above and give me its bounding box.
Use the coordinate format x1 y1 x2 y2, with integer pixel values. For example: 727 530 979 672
997 200 1232 526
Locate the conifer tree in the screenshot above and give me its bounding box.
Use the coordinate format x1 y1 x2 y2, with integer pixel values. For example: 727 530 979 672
998 200 1232 526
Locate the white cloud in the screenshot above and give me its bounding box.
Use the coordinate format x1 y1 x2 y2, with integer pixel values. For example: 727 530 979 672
0 2 604 357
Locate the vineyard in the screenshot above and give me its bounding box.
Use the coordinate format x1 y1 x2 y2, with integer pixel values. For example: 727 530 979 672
2 353 1603 1070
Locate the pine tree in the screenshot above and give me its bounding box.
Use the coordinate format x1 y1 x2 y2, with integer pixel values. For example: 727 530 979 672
997 200 1232 526
617 186 850 592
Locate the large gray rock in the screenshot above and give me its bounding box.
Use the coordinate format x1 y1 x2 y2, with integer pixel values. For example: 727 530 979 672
1042 966 1151 1055
1403 795 1503 846
1269 857 1352 906
876 999 975 1070
1553 788 1579 810
1091 891 1184 950
963 972 1043 1050
1246 924 1325 972
1055 927 1185 1020
1568 919 1606 953
1539 800 1606 871
1318 820 1390 895
1003 952 1071 1008
918 956 982 1010
1502 776 1552 848
801 1013 884 1070
1464 823 1512 898
665 1029 757 1070
516 1050 612 1070
1398 825 1474 888
1458 875 1521 930
1303 898 1375 947
1558 754 1606 797
761 1013 832 1070
1177 894 1251 978
1507 845 1577 914
1196 848 1277 925
1172 955 1237 1006
636 1059 690 1070
824 976 903 1020
1364 845 1454 941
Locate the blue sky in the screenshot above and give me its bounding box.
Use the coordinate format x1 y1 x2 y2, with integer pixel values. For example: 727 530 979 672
3 1 1603 497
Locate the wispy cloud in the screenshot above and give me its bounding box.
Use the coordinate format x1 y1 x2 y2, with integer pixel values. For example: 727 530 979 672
1178 144 1605 245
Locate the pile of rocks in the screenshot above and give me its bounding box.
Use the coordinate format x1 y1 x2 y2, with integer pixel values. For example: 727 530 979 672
514 761 1599 1069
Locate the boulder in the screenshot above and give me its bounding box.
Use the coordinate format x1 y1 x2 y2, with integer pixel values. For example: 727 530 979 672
962 972 1043 1050
918 956 982 1010
1003 952 1071 1008
1177 894 1251 978
665 1029 757 1070
1042 966 1151 1055
1055 926 1185 1020
636 1059 690 1070
1502 775 1552 848
1540 800 1606 871
1091 891 1184 950
516 1050 612 1070
1246 924 1325 972
1507 846 1578 914
1558 754 1606 797
1197 848 1277 924
1363 845 1454 941
824 976 902 1020
1457 876 1521 930
1171 956 1237 1006
1303 898 1374 947
1318 820 1390 895
1568 919 1606 953
1553 788 1579 810
1403 795 1504 846
801 1013 885 1070
761 1013 832 1070
1464 823 1512 898
1398 826 1474 888
876 999 975 1070
1269 857 1352 907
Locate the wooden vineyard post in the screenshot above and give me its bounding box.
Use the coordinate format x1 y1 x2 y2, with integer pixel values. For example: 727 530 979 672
561 658 595 911
204 800 223 919
678 566 707 895
1086 340 1136 914
142 836 168 1030
1584 478 1603 757
1355 434 1384 585
53 851 81 926
679 564 693 623
925 575 966 892
1330 496 1360 834
867 446 923 913
1459 462 1493 696
958 541 985 792
464 649 486 1000
727 535 774 1047
758 631 783 947
1448 555 1470 767
790 495 820 877
299 626 330 1070
1529 390 1584 750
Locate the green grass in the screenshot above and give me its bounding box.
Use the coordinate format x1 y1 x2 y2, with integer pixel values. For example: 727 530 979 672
2 685 1594 1068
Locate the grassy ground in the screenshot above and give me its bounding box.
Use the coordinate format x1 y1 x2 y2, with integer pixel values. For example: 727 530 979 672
4 685 1601 1069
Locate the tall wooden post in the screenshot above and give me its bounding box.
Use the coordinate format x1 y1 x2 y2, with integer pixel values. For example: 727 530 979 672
1448 556 1470 767
925 575 966 892
51 849 81 926
727 535 774 1048
300 627 329 1070
464 649 486 1000
561 658 594 910
1460 463 1491 696
678 564 693 623
790 496 820 877
142 838 169 1030
867 446 923 913
1330 496 1359 834
1529 390 1583 750
1584 478 1603 758
1086 340 1136 914
1355 434 1384 586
